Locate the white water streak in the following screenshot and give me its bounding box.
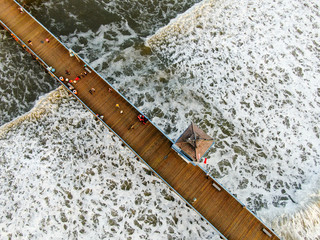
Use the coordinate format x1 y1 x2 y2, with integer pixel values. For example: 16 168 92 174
147 0 320 238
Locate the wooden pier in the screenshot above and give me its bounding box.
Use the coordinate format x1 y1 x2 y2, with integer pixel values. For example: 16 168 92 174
0 0 280 239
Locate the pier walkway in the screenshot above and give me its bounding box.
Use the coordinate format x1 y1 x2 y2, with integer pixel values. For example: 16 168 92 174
0 0 280 239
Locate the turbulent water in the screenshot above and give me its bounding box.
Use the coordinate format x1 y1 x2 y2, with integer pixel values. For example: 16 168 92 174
0 0 320 239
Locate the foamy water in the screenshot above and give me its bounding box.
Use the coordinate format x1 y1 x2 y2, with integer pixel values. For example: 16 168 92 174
147 0 320 238
0 87 219 239
0 0 220 239
1 0 320 239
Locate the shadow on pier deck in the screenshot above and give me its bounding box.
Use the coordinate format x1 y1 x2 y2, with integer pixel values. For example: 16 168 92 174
0 0 280 239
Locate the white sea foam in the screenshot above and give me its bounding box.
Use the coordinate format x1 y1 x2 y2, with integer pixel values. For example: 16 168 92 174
147 0 320 238
0 86 221 239
1 0 227 239
271 191 320 239
2 0 320 238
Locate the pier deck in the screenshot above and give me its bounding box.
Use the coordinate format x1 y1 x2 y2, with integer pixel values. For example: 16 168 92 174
0 0 280 239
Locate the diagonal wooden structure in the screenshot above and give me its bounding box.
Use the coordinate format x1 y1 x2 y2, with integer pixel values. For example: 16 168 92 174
0 0 281 239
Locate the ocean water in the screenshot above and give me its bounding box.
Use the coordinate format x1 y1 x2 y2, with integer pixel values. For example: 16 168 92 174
147 0 320 238
0 87 216 239
0 0 319 239
0 33 58 126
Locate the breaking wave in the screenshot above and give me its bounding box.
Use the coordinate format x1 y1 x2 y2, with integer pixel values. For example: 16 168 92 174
147 0 320 238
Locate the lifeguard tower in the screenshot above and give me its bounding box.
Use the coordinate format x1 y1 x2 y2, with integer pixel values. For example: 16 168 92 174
174 123 214 162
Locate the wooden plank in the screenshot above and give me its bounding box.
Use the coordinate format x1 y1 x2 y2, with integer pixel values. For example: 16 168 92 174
145 142 172 169
229 211 257 239
0 1 280 239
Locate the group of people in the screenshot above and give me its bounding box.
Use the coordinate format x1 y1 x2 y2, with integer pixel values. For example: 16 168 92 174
58 65 91 95
58 76 78 94
96 114 104 120
58 64 150 127
65 68 88 82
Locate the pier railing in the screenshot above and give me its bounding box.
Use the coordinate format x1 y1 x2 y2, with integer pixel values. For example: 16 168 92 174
1 1 281 239
1 17 228 240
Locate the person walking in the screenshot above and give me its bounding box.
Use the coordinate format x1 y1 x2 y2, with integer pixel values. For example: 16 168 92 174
89 88 95 94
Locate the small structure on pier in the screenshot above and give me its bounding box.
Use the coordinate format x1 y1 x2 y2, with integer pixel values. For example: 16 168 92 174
0 1 282 237
175 123 214 162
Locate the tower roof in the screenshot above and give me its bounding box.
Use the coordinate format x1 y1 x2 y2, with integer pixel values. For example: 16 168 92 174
175 123 214 162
